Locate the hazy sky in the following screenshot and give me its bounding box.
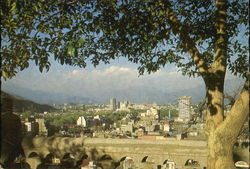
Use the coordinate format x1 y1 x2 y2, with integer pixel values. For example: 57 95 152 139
2 57 245 104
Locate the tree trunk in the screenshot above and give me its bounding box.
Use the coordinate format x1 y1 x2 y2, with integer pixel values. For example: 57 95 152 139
205 79 249 169
207 86 234 169
205 80 236 169
205 79 225 127
204 69 227 169
207 128 235 169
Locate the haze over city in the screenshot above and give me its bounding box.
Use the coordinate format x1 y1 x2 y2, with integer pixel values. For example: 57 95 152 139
2 59 244 105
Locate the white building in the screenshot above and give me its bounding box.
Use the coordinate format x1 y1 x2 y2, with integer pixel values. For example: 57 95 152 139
25 122 32 132
93 115 100 120
35 118 48 136
24 121 38 136
77 116 87 127
163 122 170 132
178 96 191 121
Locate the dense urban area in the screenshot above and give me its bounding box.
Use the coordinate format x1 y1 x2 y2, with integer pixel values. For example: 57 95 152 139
6 94 248 169
23 97 207 139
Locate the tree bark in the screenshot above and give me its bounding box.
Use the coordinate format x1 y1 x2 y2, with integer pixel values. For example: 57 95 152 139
207 134 235 169
206 80 249 169
205 75 225 169
205 76 225 128
206 89 236 169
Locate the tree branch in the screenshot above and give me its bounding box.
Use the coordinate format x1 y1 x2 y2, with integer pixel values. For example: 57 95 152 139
160 0 209 76
212 0 228 71
34 0 79 37
216 79 249 142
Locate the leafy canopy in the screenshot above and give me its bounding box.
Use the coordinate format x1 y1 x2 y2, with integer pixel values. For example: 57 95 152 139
1 0 248 79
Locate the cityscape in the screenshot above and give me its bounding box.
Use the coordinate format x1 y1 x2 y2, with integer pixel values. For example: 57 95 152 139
1 0 249 169
1 92 249 169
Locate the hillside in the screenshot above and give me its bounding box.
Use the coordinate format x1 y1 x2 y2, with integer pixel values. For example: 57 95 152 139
1 91 56 113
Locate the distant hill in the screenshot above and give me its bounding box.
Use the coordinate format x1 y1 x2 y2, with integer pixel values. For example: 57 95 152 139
2 76 244 105
1 91 56 113
1 83 98 104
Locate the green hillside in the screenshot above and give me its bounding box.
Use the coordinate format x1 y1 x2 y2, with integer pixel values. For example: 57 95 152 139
1 91 56 113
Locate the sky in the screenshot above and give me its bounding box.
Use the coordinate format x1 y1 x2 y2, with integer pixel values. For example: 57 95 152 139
2 57 245 104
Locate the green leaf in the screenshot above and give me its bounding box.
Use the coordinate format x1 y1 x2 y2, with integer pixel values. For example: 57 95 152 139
67 45 75 57
78 37 85 44
10 2 16 14
2 71 8 80
33 5 39 12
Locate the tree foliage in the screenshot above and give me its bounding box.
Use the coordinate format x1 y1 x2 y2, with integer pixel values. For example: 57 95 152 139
1 0 248 79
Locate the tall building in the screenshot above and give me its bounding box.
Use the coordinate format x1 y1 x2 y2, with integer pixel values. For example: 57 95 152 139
117 101 120 109
178 96 191 121
110 98 117 111
24 121 38 136
35 118 48 136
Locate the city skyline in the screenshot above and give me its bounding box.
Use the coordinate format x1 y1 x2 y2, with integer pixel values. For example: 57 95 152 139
1 60 244 105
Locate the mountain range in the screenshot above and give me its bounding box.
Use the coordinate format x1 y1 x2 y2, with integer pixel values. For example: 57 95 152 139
2 83 206 104
2 77 243 105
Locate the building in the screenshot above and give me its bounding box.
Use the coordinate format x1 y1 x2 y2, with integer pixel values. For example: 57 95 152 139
163 121 170 132
130 103 147 109
110 98 117 111
117 101 120 109
35 119 48 136
120 101 128 109
24 122 32 132
145 125 155 132
77 116 87 127
24 121 38 136
120 122 133 134
117 101 130 111
136 128 144 137
178 96 191 121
